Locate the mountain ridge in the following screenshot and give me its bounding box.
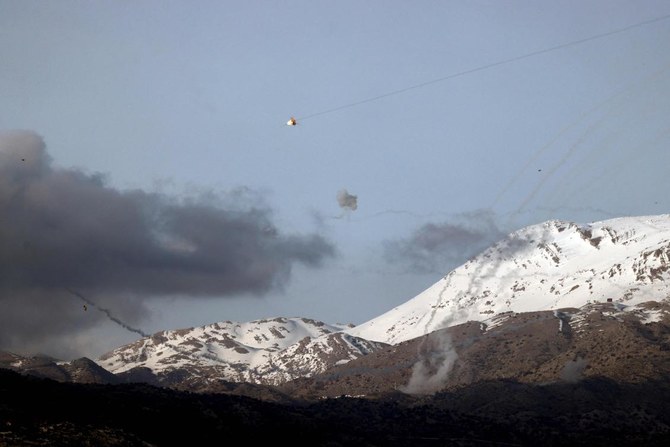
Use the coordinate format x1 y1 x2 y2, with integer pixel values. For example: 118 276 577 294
347 214 670 344
5 214 670 396
97 316 387 387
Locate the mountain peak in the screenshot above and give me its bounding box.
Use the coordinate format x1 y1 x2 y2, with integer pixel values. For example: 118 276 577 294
347 214 670 344
97 316 386 388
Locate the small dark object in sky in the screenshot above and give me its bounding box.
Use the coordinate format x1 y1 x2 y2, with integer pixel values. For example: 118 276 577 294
83 304 87 312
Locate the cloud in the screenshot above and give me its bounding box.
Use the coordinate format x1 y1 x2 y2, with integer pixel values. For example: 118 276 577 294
0 130 335 357
383 209 506 274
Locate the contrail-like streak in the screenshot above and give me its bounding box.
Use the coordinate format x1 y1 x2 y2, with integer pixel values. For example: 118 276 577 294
495 64 670 229
65 288 149 338
297 12 670 122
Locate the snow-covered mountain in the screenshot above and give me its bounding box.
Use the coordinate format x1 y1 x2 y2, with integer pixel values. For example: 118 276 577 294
98 317 386 386
347 214 670 344
94 214 670 389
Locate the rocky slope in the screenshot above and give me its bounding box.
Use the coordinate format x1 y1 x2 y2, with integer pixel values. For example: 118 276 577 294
3 367 670 446
282 299 670 398
0 351 119 384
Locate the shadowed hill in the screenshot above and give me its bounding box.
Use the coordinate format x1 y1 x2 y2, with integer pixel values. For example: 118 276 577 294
2 368 670 446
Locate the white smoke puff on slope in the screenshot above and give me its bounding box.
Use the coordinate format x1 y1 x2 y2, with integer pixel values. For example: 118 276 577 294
560 356 588 383
400 331 458 395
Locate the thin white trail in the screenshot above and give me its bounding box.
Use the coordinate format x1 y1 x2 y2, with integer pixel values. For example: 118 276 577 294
296 13 670 122
494 64 670 225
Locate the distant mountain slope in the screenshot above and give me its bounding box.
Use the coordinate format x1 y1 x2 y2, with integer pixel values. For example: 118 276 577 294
0 351 119 384
283 300 670 398
97 317 386 387
347 215 670 344
26 214 667 392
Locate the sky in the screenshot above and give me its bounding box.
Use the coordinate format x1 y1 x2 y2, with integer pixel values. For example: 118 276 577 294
1 0 670 360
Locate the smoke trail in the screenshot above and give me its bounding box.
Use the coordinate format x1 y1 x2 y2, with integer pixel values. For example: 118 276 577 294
65 288 149 338
514 132 597 219
490 66 664 210
552 125 670 211
500 64 670 226
490 96 616 210
297 12 670 122
541 68 670 213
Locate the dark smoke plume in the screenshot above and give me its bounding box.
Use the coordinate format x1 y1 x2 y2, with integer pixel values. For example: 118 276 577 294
0 130 335 356
65 288 149 337
383 210 506 274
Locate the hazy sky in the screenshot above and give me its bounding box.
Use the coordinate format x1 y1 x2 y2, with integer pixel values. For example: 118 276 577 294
2 0 670 359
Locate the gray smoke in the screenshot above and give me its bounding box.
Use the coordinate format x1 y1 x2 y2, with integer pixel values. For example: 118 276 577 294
560 356 588 383
400 331 458 395
0 130 335 356
65 288 149 337
336 189 358 211
383 209 506 274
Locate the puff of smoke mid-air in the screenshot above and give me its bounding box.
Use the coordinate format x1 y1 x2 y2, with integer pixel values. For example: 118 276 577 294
336 189 358 211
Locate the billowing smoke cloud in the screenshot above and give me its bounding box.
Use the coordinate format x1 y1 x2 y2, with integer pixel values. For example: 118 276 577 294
0 130 335 356
383 210 506 274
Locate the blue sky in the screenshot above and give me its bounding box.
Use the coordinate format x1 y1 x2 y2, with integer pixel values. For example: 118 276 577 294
2 0 670 359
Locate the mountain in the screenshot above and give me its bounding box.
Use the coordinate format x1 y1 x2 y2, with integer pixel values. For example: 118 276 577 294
4 215 670 445
3 366 670 446
97 317 387 389
348 214 670 344
93 214 670 390
0 351 119 384
282 299 670 398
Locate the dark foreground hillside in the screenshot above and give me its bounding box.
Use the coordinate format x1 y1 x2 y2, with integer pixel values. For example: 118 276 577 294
2 369 670 446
